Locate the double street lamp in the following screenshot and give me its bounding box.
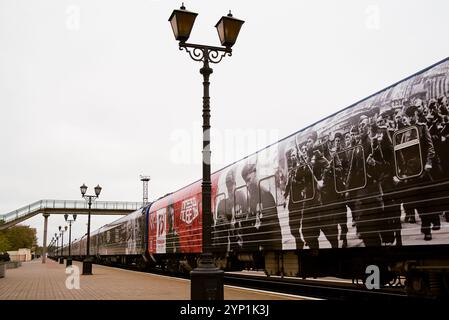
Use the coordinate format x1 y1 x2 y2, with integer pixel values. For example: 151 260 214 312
80 183 102 275
169 4 244 300
64 214 77 267
58 225 67 264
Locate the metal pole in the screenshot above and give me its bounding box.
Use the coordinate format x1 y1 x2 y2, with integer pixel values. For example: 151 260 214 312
190 48 224 300
42 213 49 264
69 222 72 257
59 231 64 264
201 55 213 251
83 197 93 274
66 221 73 267
87 198 91 257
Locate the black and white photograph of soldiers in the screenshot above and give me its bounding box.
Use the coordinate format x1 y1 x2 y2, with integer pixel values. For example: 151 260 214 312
214 167 247 251
214 157 285 252
278 59 449 249
212 59 449 251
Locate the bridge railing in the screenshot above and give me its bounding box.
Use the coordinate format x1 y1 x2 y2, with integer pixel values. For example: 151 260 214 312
0 200 143 223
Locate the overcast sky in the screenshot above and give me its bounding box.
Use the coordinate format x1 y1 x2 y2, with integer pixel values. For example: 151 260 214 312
1 0 449 247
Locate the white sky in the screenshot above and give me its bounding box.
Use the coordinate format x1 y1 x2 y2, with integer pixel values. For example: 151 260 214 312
1 0 449 247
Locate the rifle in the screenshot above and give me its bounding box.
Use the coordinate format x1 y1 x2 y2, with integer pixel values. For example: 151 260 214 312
296 145 321 186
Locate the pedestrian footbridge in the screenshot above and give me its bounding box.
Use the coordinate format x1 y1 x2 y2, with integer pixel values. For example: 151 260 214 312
0 199 143 230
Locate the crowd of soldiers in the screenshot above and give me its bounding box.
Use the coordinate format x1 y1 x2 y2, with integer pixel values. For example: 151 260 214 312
284 95 449 249
214 163 283 252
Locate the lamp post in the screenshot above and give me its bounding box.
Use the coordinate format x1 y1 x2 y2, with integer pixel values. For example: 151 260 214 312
58 226 67 264
50 237 54 259
169 4 244 300
64 214 77 267
54 233 58 261
80 183 102 275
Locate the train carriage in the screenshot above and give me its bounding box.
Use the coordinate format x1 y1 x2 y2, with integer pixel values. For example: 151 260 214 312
65 56 449 297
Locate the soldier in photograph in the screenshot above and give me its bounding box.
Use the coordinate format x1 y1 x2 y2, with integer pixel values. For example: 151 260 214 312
241 163 283 250
325 131 349 248
284 147 305 250
300 131 339 249
397 104 439 240
372 114 401 245
166 204 180 253
344 125 363 232
215 169 247 251
347 116 384 247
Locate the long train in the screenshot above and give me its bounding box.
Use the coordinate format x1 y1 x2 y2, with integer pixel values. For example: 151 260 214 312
55 57 449 298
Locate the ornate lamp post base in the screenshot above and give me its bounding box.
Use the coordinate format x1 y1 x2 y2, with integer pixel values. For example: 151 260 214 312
190 253 224 300
82 257 93 275
66 256 72 267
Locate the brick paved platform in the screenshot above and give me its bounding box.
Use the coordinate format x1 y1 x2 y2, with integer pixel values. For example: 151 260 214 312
0 259 307 300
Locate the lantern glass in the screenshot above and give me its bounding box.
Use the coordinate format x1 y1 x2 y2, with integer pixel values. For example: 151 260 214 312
168 6 198 42
94 184 102 197
80 183 87 196
215 13 244 48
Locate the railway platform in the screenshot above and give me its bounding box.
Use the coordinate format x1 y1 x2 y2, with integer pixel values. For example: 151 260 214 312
0 259 307 300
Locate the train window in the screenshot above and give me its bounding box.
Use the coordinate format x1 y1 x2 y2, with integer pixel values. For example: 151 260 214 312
258 175 277 210
334 145 367 193
393 126 423 179
234 185 249 221
214 193 226 224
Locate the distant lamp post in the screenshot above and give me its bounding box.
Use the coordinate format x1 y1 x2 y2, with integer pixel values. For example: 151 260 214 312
52 237 56 258
80 183 102 275
169 4 244 300
64 214 77 267
50 237 54 258
54 233 59 261
58 225 67 264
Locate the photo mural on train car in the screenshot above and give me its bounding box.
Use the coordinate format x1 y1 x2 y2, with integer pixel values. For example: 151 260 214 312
148 209 157 254
156 207 166 253
123 209 146 255
279 58 449 249
212 58 449 252
212 141 286 252
165 202 180 253
172 182 203 254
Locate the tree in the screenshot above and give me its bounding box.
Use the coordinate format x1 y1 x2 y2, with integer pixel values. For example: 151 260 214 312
0 233 10 252
3 225 37 251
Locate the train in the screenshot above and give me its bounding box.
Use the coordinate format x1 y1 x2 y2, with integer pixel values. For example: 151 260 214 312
56 56 449 298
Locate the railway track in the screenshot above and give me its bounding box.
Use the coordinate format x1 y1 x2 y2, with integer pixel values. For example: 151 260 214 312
96 260 420 301
223 272 412 301
68 258 436 300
